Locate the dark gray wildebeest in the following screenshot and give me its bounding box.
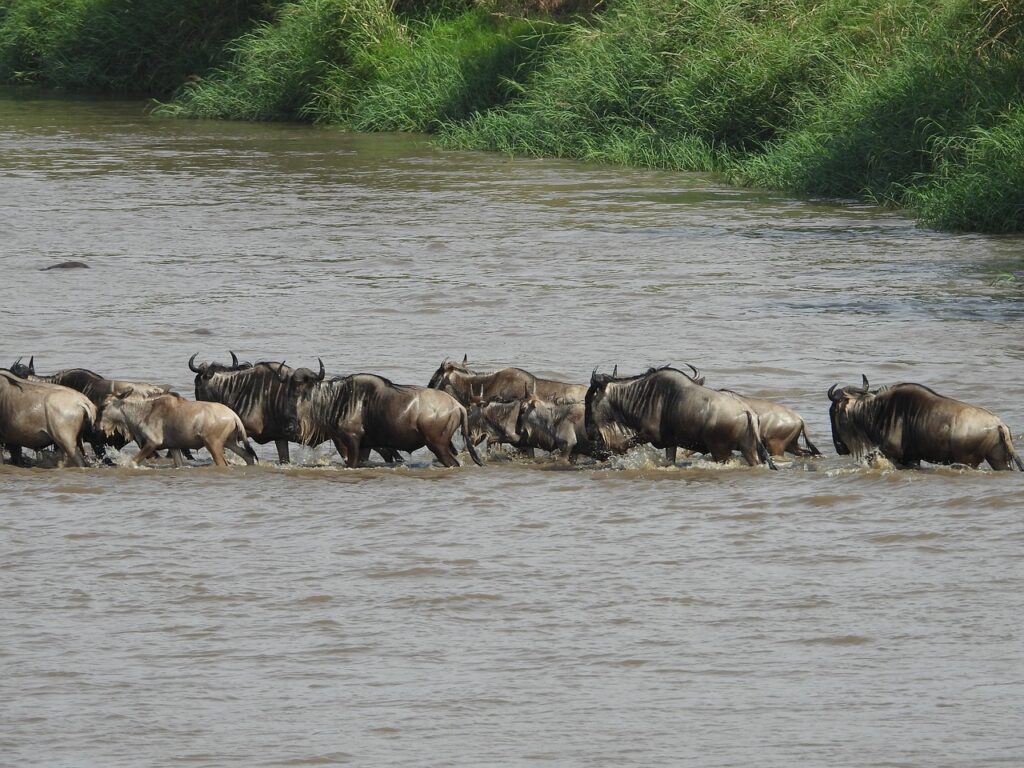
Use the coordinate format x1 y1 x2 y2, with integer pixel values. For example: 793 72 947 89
10 356 169 462
99 390 257 468
190 354 322 463
428 356 587 406
584 366 777 468
0 369 96 467
515 389 592 462
299 374 483 468
828 375 1023 470
719 391 821 458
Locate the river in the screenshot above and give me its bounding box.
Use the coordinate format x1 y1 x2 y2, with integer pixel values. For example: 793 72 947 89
1 92 1022 767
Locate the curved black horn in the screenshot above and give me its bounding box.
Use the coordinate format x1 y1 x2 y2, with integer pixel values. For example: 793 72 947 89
828 383 841 402
591 367 600 385
612 364 618 377
860 374 870 392
275 360 288 382
13 357 21 367
188 353 201 373
229 350 239 367
317 357 325 381
28 356 34 373
684 362 700 381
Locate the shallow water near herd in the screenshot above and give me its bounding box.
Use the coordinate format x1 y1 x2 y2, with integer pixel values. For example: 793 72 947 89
2 92 1023 767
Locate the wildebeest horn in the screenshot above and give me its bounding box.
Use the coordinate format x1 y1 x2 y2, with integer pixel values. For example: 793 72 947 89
317 357 326 381
275 360 288 382
590 367 600 385
28 356 34 374
13 357 21 367
188 353 201 373
230 350 239 367
462 354 468 365
684 362 700 380
860 374 870 392
612 364 618 377
828 383 841 402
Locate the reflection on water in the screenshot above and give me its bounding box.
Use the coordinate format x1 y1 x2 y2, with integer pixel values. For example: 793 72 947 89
1 92 1023 768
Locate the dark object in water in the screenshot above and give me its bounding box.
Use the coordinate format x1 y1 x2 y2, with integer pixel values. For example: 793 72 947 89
40 261 89 271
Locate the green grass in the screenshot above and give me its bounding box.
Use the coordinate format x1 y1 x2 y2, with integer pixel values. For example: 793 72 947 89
2 0 1023 232
0 0 276 94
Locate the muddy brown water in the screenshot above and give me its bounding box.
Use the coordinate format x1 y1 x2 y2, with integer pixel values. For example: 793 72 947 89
2 93 1023 767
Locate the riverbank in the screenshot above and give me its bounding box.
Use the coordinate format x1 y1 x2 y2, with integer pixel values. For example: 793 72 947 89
2 0 1021 232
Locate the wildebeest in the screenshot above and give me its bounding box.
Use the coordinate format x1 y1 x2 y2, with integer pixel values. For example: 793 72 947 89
466 396 532 456
428 356 587 405
190 354 321 463
299 374 483 468
515 390 592 462
828 375 1023 470
10 356 169 461
99 391 257 468
720 391 821 458
0 369 96 467
584 366 776 468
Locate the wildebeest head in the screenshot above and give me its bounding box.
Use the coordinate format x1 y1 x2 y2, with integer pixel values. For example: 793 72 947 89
98 389 137 443
187 351 252 381
9 356 35 378
827 374 873 456
427 355 470 392
583 369 621 459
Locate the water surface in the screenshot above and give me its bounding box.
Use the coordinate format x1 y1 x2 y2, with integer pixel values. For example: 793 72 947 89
1 93 1022 767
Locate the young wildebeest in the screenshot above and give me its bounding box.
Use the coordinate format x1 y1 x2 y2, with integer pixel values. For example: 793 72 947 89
300 374 483 468
585 367 776 468
720 392 821 458
428 356 587 405
10 356 172 462
466 397 532 456
0 370 95 467
99 391 257 468
828 375 1023 470
515 389 592 462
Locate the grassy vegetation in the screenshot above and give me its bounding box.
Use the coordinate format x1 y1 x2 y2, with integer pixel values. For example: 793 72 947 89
0 0 278 94
1 0 1021 232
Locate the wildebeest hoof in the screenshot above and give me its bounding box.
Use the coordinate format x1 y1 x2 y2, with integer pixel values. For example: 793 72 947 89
40 260 89 271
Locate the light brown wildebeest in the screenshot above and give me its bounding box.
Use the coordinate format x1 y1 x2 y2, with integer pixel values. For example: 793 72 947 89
828 375 1023 470
0 369 96 467
11 356 169 461
428 356 587 406
99 391 257 468
720 391 821 458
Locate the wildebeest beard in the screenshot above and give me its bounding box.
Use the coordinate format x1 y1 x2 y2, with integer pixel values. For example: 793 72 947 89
830 389 896 460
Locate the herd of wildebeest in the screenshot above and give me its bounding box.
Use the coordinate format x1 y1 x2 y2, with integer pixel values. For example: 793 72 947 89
1 353 1022 473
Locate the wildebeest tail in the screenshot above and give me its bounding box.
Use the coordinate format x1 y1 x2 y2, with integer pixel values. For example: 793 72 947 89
801 422 823 456
748 411 778 470
998 424 1024 471
461 407 484 467
236 417 259 464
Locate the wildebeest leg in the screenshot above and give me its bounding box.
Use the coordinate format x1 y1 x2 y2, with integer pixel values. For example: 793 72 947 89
359 447 372 464
169 449 186 468
377 448 403 464
340 436 361 468
665 446 677 463
133 442 160 466
427 438 460 468
275 439 291 464
6 445 29 467
204 440 228 467
225 442 256 466
332 437 350 465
